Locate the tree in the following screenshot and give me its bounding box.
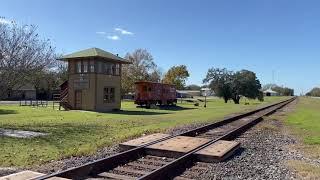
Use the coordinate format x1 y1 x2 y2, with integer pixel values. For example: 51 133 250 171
203 68 263 104
121 49 161 94
282 87 294 96
185 84 201 90
203 68 233 103
306 87 320 97
231 70 262 104
0 21 56 99
162 65 189 90
29 62 68 99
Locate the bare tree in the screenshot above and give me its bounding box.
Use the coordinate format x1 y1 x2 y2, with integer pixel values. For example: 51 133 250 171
0 21 56 99
121 49 161 94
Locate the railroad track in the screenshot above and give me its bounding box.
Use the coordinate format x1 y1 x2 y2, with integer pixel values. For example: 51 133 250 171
34 97 296 180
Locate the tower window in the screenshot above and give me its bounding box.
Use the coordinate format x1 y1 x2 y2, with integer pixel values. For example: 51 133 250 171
76 61 82 73
89 60 95 72
104 87 115 103
83 60 88 73
115 63 120 75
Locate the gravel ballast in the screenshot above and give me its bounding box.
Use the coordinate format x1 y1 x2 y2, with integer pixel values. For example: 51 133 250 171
185 120 299 179
180 100 320 179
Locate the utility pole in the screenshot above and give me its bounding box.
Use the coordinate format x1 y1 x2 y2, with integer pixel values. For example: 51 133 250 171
272 70 275 84
204 94 207 108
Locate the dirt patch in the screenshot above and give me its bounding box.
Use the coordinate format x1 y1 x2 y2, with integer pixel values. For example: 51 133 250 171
286 160 320 179
0 128 47 138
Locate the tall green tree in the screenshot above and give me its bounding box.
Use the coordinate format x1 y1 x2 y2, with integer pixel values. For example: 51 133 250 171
203 68 263 104
231 70 262 104
203 68 233 103
162 65 190 90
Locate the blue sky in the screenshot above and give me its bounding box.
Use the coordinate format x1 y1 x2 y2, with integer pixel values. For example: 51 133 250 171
1 0 320 94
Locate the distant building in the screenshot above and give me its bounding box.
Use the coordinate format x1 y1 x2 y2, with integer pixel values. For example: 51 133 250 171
176 90 200 98
263 88 279 96
58 47 131 111
4 83 37 100
122 92 135 100
200 88 215 96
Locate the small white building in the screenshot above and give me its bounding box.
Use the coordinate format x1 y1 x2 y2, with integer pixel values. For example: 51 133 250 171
200 88 215 96
4 83 37 100
263 88 279 96
176 90 200 98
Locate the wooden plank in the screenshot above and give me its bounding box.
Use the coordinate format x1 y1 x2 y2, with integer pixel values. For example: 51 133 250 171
98 172 136 180
119 133 170 151
195 140 240 162
146 136 211 158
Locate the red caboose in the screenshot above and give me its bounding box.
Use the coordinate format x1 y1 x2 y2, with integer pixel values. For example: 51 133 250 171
134 81 177 107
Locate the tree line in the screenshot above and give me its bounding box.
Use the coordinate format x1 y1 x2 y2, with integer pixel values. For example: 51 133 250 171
306 87 320 97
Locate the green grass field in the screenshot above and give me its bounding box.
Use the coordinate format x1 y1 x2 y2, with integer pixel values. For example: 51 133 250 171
0 97 286 167
286 97 320 145
284 97 320 178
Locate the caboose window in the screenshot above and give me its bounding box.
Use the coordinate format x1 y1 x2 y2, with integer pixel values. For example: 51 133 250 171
148 87 152 91
103 87 115 103
143 86 147 92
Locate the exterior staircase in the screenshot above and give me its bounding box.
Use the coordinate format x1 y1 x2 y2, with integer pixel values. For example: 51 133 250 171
57 80 72 110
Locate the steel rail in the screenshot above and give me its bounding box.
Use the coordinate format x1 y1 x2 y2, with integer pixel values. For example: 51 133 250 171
34 97 295 180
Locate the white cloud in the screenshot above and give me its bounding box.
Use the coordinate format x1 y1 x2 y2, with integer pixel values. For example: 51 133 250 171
96 31 106 35
115 28 134 35
0 18 12 24
107 35 120 40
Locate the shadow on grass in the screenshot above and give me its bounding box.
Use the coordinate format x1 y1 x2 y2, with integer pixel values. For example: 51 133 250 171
0 109 17 115
135 105 197 111
109 110 170 115
157 105 197 111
